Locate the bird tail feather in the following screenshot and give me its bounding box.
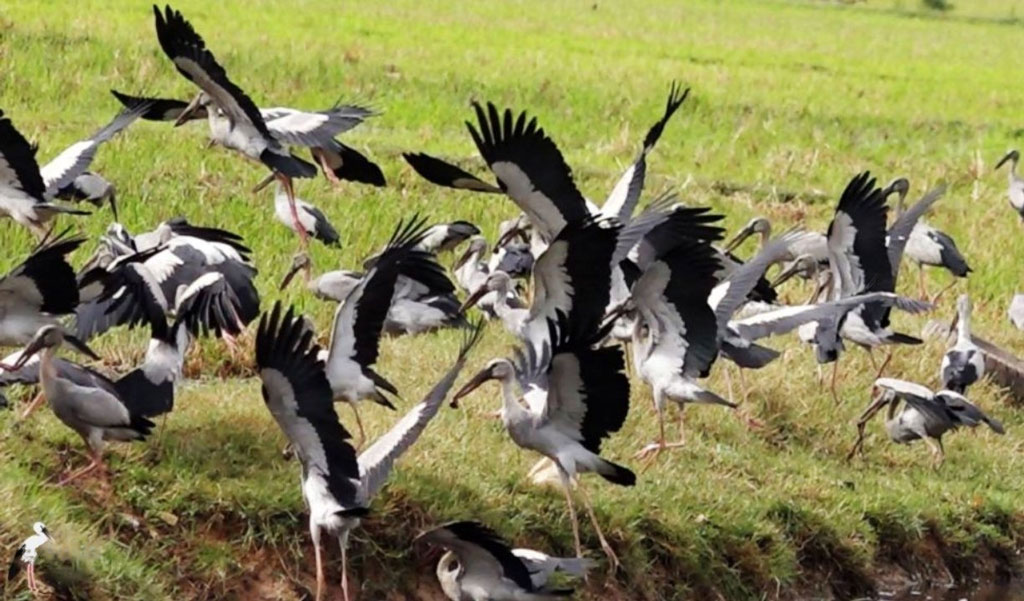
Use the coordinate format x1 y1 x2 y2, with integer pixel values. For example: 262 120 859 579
887 332 923 345
596 458 636 486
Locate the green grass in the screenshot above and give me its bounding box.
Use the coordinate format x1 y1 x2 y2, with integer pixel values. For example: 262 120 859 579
2 0 1024 599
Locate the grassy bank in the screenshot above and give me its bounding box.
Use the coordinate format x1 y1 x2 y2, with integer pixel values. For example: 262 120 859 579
1 0 1022 599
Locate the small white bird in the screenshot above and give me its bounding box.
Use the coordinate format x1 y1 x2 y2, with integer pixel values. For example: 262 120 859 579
7 522 53 594
941 294 985 394
417 521 593 601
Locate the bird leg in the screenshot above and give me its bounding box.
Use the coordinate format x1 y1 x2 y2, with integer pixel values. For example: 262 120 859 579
314 540 324 601
847 393 886 461
57 450 104 486
559 471 584 562
737 366 749 404
19 391 45 420
918 264 928 299
312 148 342 186
27 561 35 592
277 173 310 250
577 479 619 573
874 349 893 380
340 538 351 601
349 403 367 450
830 361 842 405
930 280 957 305
925 437 945 470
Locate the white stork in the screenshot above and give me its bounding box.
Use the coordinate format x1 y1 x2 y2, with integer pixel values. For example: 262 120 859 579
994 149 1024 221
256 302 482 601
453 316 634 569
940 294 985 394
849 378 1005 467
882 178 970 301
416 521 592 601
7 522 53 594
151 5 321 248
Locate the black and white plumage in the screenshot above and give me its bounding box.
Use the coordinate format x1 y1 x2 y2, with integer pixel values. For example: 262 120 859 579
0 232 86 348
320 218 454 442
883 178 969 299
7 522 52 593
850 378 1005 467
0 110 91 236
417 521 592 601
453 315 633 568
257 303 481 601
402 152 503 194
600 82 688 222
112 89 385 188
994 149 1024 220
453 236 527 320
1010 293 1024 331
414 221 482 254
272 182 340 246
74 218 259 342
39 101 154 221
941 294 985 394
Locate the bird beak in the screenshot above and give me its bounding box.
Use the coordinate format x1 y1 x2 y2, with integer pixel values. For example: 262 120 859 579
252 172 276 193
494 225 524 252
65 335 101 362
770 262 802 288
458 286 488 314
108 192 119 223
452 246 474 271
450 367 494 408
11 336 47 371
602 300 630 329
995 151 1016 170
722 224 753 254
946 313 959 340
173 93 203 127
279 263 303 291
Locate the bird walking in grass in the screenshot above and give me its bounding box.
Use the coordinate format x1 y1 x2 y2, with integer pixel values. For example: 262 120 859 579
994 149 1024 221
256 302 482 601
941 294 985 394
416 520 593 601
849 378 1005 467
7 522 53 594
882 178 970 301
452 314 634 570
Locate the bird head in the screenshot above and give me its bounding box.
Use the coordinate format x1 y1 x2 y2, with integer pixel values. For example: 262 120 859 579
450 358 514 408
723 216 770 253
453 236 488 271
279 253 312 291
32 522 52 542
770 254 818 288
995 149 1019 171
458 272 511 314
173 92 211 127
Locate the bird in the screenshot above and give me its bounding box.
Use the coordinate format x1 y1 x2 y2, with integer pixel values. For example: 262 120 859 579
459 270 528 336
74 217 260 344
452 236 526 319
882 178 970 301
271 181 340 247
411 220 482 254
151 5 320 248
722 216 829 270
0 110 91 237
825 172 937 384
1010 293 1024 330
994 149 1024 221
0 232 89 351
317 218 454 444
416 520 593 601
452 314 634 569
941 294 985 394
6 325 156 485
111 89 385 188
255 302 482 601
849 377 1005 467
282 253 467 336
54 172 118 219
7 522 53 594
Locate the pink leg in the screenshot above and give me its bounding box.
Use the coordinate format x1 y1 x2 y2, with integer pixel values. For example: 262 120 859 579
341 542 350 601
313 148 342 186
20 391 45 420
314 540 324 601
279 175 310 250
58 450 105 486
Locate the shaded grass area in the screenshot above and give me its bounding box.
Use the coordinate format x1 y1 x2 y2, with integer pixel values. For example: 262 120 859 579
1 0 1023 599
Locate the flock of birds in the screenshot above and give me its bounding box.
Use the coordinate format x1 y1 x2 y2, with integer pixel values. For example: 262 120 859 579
1 5 1021 600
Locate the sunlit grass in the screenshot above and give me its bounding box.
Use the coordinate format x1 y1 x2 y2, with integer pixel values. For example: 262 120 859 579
0 1 1022 599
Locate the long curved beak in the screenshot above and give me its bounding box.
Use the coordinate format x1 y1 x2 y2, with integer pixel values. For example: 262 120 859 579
65 335 101 362
11 337 46 371
279 263 303 291
108 192 118 223
995 151 1016 170
450 367 494 408
494 224 525 252
770 261 803 288
722 224 753 254
252 172 276 193
601 299 630 329
173 93 203 127
453 246 474 271
459 286 489 314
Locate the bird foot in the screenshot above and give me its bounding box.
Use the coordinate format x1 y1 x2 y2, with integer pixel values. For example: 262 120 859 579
600 541 620 576
634 441 683 462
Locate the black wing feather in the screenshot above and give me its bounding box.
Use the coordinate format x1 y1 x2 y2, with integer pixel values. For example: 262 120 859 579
0 110 46 201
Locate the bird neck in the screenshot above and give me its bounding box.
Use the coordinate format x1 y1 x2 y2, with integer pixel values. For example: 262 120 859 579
499 376 524 419
38 347 58 396
886 399 900 421
957 306 971 341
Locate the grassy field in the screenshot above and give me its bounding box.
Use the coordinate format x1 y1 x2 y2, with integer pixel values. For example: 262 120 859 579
2 0 1024 599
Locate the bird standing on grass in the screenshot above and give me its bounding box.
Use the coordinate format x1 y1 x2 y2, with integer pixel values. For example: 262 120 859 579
256 302 482 601
453 315 634 570
941 294 985 394
7 522 53 594
848 378 1005 467
416 520 592 601
994 149 1024 221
